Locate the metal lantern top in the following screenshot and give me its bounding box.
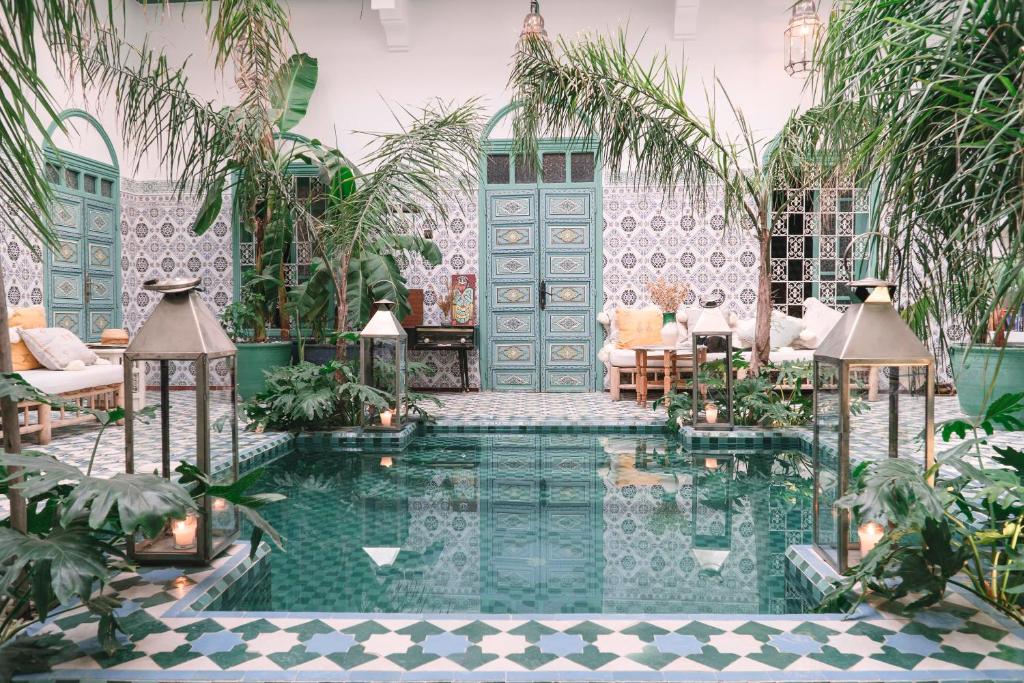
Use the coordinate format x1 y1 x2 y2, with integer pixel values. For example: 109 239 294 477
127 278 236 360
520 0 548 40
691 302 731 335
360 300 408 340
814 278 931 364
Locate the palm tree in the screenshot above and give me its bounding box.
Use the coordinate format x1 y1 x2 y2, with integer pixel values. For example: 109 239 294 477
813 0 1023 350
510 31 823 371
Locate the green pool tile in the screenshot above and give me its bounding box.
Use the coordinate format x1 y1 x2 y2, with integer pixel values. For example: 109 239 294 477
564 620 613 642
735 621 783 642
452 620 502 643
846 621 896 642
268 644 321 669
675 621 726 642
791 621 841 643
808 645 863 670
325 644 376 669
207 643 260 669
117 610 171 642
687 645 740 670
871 645 926 670
566 644 619 669
446 645 499 670
91 643 148 669
961 620 1008 642
174 618 224 641
285 619 336 641
53 610 97 631
151 644 204 669
341 620 391 642
387 645 440 670
931 644 986 668
509 620 558 643
749 645 801 669
627 644 679 670
230 618 279 641
990 643 1024 665
507 645 559 670
621 622 670 642
137 591 177 609
397 620 445 642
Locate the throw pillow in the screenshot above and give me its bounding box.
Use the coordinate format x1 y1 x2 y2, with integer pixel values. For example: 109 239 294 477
9 305 45 371
19 327 99 371
733 318 755 348
730 311 804 349
801 297 844 348
615 306 663 348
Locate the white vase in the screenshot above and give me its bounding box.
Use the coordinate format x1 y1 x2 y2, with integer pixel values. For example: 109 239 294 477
660 315 680 347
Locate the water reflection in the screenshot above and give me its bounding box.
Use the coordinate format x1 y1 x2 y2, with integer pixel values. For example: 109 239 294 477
238 435 814 614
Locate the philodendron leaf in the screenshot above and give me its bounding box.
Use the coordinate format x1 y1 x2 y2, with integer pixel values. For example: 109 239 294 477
61 473 195 537
0 453 86 498
0 526 110 605
993 446 1024 476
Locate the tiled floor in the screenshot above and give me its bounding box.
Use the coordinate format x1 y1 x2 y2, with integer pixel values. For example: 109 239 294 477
427 390 665 428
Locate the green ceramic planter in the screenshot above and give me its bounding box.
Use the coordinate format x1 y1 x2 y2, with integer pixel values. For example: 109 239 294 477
236 341 292 399
949 343 1024 420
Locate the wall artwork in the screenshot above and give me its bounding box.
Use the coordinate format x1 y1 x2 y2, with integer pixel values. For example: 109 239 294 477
450 273 476 326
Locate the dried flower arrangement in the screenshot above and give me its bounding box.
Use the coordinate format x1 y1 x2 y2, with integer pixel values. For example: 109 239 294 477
647 278 690 313
434 285 455 323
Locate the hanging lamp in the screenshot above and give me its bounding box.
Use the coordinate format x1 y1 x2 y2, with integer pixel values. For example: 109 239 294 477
783 0 822 78
520 0 548 41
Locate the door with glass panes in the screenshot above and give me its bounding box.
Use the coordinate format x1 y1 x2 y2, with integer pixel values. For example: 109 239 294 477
480 143 600 392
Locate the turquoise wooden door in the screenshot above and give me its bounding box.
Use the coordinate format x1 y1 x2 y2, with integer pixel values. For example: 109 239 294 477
44 151 120 342
481 144 601 391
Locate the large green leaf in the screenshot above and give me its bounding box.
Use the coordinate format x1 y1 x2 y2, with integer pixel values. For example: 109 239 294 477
0 526 110 605
191 172 226 236
270 53 318 132
62 473 195 536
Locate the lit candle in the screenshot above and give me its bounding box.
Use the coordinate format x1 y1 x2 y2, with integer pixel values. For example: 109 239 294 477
705 403 718 424
212 498 228 512
858 521 884 555
704 457 719 470
380 456 393 468
172 514 197 549
380 409 394 427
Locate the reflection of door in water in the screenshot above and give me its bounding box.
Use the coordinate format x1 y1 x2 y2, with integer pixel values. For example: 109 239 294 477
43 152 119 342
481 146 601 391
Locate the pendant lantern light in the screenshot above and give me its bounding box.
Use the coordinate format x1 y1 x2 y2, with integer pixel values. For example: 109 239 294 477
784 0 822 78
520 0 548 41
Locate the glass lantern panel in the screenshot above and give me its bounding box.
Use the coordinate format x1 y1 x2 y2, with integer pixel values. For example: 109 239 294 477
849 363 930 464
814 360 842 567
695 333 731 425
132 512 201 558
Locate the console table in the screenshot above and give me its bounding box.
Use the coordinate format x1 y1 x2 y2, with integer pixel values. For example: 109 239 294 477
406 326 477 392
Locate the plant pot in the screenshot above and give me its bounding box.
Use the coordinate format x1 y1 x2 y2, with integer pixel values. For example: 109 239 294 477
292 340 359 365
660 312 680 347
949 343 1024 421
236 341 292 399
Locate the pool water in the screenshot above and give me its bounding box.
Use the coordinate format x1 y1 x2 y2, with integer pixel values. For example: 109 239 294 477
233 433 815 614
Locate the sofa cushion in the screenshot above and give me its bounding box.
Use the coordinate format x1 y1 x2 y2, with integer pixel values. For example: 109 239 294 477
19 327 99 370
9 305 45 371
614 306 664 348
733 311 805 350
800 297 843 348
19 364 124 395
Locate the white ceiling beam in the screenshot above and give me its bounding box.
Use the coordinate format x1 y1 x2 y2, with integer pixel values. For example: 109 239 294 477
673 0 699 42
371 0 411 52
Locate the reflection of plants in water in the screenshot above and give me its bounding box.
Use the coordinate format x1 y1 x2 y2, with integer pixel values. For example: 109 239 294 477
272 471 350 493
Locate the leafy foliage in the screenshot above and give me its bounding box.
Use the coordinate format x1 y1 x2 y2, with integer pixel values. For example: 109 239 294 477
823 392 1024 625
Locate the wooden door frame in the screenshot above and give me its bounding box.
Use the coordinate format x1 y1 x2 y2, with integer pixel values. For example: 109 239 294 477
478 103 603 391
42 109 121 335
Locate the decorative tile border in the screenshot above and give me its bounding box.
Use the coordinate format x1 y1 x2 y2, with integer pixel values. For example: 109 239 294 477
295 422 419 452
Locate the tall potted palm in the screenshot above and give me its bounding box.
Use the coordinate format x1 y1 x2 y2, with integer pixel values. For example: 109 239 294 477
510 32 826 371
814 0 1023 418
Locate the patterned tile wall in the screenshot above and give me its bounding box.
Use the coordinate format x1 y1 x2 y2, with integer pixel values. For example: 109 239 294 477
1 223 45 308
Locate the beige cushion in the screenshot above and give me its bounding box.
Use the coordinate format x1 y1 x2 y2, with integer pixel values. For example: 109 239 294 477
19 328 99 370
19 364 123 395
800 297 843 348
608 346 694 368
733 311 805 350
9 305 46 371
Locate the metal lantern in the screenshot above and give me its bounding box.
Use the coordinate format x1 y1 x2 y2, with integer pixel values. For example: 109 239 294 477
784 0 822 78
359 300 408 431
691 302 734 430
520 0 548 41
812 278 935 572
124 278 240 565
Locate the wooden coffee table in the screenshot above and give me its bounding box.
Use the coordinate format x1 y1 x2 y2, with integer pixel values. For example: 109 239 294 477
633 345 691 408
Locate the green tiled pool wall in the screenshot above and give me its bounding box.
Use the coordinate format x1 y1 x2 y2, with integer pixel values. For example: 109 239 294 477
188 544 273 613
678 426 811 452
295 422 419 452
426 423 666 434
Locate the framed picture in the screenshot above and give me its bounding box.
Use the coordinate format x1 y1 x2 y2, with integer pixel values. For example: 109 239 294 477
451 274 476 326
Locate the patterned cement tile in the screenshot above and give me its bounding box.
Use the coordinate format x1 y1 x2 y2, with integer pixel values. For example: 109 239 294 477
12 543 1024 681
425 391 665 429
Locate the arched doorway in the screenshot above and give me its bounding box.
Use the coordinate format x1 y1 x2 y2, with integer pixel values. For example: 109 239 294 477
42 109 120 342
477 104 603 392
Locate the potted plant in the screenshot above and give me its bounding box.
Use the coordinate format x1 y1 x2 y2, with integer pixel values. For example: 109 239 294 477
221 287 292 399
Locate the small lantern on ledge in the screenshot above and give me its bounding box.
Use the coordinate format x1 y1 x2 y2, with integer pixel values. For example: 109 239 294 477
691 300 734 430
124 278 240 565
812 277 935 572
360 300 409 432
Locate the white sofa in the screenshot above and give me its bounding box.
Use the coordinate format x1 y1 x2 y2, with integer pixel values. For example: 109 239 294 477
11 364 124 444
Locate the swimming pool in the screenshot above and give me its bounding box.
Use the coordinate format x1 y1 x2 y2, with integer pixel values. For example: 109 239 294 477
232 433 815 614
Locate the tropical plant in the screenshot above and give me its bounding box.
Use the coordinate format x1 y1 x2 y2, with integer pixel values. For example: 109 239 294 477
0 374 285 668
814 0 1023 356
220 286 267 343
511 30 828 371
822 392 1024 625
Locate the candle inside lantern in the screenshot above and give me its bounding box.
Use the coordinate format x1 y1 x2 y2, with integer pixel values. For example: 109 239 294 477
380 409 394 427
380 456 393 468
212 497 228 512
858 521 884 555
705 403 719 423
704 457 719 470
172 514 197 549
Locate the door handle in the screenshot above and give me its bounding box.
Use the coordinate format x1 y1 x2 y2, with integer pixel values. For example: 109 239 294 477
84 274 91 304
539 279 547 311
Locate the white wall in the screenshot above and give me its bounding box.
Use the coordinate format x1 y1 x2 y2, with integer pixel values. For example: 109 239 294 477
109 0 818 179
